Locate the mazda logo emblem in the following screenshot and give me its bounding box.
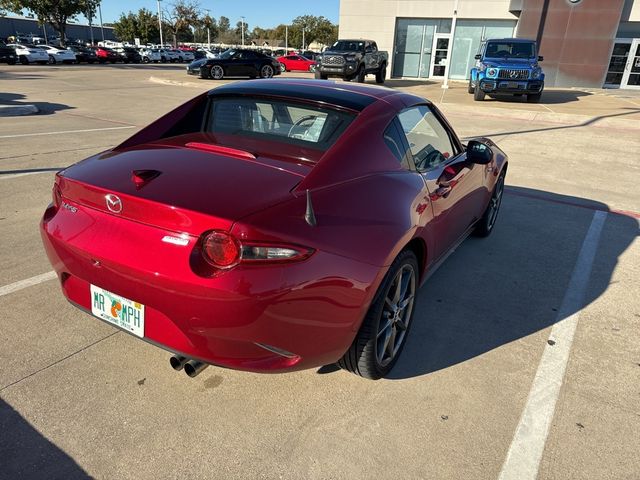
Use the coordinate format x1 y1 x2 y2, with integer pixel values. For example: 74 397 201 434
105 194 123 213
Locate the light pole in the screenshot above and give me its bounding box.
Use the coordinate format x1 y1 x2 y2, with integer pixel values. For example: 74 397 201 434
240 16 245 46
204 9 211 49
98 2 105 42
442 0 459 89
302 27 305 50
157 0 164 46
285 25 288 51
87 5 95 45
42 24 48 44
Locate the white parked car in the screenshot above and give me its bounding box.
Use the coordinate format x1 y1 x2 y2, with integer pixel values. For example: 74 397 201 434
37 45 77 64
202 49 219 59
176 50 194 62
139 48 161 63
8 44 49 64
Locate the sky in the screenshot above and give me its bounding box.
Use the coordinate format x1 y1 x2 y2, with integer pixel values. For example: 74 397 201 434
87 0 340 28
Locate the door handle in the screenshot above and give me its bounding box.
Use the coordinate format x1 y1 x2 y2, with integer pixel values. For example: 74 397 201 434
434 185 452 198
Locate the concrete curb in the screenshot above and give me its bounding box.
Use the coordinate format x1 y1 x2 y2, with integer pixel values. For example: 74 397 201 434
0 104 39 117
148 76 207 89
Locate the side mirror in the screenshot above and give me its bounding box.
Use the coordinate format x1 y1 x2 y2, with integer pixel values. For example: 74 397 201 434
538 55 544 61
474 54 481 60
466 140 493 165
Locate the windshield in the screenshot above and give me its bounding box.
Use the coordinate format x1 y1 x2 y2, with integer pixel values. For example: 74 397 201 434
206 97 355 153
485 41 535 59
330 40 364 52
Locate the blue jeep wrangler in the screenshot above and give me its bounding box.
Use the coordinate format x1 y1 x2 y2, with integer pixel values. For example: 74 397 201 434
469 38 544 103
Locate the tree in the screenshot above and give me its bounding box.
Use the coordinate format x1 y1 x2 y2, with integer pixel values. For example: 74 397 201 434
192 12 217 44
1 0 100 46
163 0 199 46
290 15 336 49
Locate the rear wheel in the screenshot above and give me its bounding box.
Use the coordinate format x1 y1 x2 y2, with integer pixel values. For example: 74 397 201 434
375 63 386 84
260 64 275 78
338 250 418 379
474 85 486 101
210 64 224 80
279 62 287 72
474 172 505 237
48 55 56 65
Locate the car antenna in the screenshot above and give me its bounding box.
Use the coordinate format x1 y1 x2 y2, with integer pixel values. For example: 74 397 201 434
305 189 317 227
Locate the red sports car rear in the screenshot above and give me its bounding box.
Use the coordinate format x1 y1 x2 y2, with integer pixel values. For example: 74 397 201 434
41 80 507 379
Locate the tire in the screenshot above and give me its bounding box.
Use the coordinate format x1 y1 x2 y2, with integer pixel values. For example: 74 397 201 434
210 64 224 80
314 70 328 80
474 171 505 237
260 64 274 79
468 78 475 94
375 63 386 84
279 62 287 72
527 92 542 103
474 85 486 101
48 55 56 65
338 250 419 380
8 59 16 65
19 56 29 65
356 65 365 83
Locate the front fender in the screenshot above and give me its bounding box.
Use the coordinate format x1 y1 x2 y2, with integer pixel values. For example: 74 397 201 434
470 68 478 82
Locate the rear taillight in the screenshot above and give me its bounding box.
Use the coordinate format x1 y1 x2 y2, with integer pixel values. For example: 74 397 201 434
201 231 313 270
202 231 241 269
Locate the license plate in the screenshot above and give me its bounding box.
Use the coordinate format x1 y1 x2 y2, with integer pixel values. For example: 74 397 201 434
90 285 145 337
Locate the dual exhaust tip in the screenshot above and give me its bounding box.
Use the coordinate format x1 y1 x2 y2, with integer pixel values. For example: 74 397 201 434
170 355 208 378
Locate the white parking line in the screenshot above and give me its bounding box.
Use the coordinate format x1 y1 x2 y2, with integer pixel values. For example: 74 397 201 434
0 271 57 298
498 210 607 480
0 126 136 139
0 171 57 180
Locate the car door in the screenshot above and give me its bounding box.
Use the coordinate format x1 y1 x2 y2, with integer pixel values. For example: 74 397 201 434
396 105 484 261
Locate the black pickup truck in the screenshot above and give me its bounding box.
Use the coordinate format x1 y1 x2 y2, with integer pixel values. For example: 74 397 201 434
315 39 388 83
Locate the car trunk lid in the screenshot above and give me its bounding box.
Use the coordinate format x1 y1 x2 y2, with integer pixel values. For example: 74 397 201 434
57 135 314 235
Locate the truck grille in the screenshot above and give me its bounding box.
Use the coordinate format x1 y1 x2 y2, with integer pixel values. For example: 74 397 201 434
498 69 529 80
323 55 345 66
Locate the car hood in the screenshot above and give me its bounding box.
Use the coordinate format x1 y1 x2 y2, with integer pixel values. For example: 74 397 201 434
483 58 539 69
321 50 358 56
189 58 207 68
57 134 313 234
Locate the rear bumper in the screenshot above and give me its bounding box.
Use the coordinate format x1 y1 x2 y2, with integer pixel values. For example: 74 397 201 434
479 79 544 94
40 203 384 373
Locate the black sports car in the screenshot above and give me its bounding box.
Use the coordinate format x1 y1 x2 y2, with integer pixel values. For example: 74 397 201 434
67 45 98 64
187 49 281 80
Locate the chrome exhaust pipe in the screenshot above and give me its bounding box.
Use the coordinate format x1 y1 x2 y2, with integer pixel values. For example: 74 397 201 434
184 360 209 378
169 355 189 371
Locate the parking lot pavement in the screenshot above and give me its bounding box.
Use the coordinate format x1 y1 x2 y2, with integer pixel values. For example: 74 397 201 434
1 65 639 480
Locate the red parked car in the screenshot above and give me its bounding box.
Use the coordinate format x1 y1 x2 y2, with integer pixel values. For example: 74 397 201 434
91 46 119 63
41 80 507 380
277 54 317 72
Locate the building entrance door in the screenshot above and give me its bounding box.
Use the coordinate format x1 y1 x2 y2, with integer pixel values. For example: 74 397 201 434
605 39 640 89
621 39 640 89
429 35 450 78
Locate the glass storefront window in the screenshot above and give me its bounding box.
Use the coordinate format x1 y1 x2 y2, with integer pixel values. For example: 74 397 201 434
448 20 516 80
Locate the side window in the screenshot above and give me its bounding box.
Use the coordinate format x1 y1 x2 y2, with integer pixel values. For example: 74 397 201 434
383 121 409 166
397 106 456 171
371 42 378 52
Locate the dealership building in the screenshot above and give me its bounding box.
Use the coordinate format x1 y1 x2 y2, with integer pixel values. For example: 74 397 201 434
338 0 640 88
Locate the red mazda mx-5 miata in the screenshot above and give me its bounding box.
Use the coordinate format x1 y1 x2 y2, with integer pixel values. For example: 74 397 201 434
41 79 507 380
